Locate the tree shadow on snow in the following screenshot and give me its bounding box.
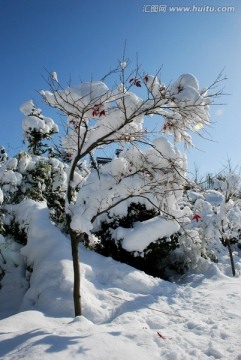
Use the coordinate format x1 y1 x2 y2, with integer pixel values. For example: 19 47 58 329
105 294 161 323
0 329 89 357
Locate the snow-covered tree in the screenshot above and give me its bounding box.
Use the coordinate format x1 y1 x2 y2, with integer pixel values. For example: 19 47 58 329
216 174 241 275
38 63 222 316
183 171 241 276
20 100 58 155
0 144 68 296
0 153 67 234
0 102 65 232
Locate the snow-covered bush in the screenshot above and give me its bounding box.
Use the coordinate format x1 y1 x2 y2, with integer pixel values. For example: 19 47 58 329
95 202 179 278
0 234 23 268
0 151 68 241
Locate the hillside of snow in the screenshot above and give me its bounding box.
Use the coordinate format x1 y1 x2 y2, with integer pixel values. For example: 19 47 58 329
0 200 241 360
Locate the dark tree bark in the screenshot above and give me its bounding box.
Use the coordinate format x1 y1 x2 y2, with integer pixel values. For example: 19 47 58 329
67 214 82 316
226 238 236 277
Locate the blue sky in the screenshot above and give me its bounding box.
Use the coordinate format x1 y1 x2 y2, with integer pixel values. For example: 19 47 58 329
0 0 240 177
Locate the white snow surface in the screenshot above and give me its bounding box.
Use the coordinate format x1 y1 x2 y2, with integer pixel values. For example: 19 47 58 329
0 200 241 360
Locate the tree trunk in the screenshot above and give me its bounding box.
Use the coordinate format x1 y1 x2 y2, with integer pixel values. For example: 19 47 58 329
71 231 82 316
67 212 82 317
226 239 236 277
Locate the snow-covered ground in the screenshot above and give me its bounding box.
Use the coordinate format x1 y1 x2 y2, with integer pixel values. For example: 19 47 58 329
0 201 241 359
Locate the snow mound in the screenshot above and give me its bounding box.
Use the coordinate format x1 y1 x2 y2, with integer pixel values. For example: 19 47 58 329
15 200 74 317
0 240 241 360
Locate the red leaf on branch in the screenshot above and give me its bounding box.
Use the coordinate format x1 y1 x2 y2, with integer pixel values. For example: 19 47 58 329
92 110 99 117
163 122 173 131
99 110 106 117
193 214 201 222
130 78 142 87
